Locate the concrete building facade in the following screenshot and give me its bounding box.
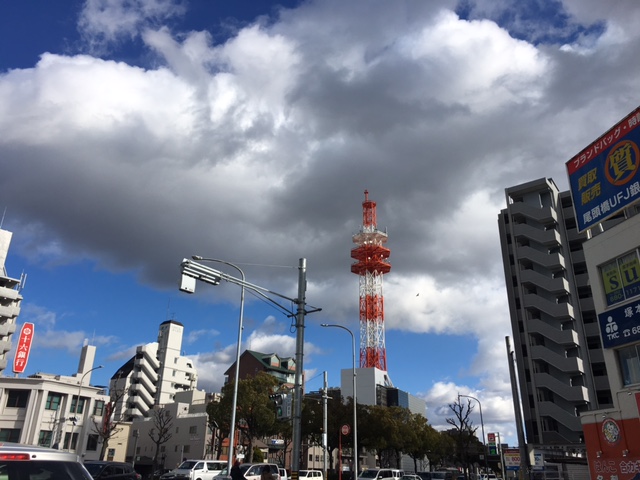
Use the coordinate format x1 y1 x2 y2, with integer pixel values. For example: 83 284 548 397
0 227 23 375
126 389 217 477
0 344 108 460
111 320 198 420
580 209 640 480
498 177 620 447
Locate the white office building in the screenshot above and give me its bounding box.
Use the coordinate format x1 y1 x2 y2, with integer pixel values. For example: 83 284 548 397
0 344 108 459
111 320 198 420
0 227 24 375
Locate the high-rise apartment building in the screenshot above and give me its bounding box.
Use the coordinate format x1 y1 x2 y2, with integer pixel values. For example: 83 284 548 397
0 227 23 374
111 320 198 420
498 177 622 447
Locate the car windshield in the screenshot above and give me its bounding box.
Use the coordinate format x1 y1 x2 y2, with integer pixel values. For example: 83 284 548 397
432 474 447 479
360 471 380 479
178 461 198 469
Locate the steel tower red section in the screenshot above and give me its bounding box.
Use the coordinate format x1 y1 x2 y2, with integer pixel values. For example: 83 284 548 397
350 190 391 370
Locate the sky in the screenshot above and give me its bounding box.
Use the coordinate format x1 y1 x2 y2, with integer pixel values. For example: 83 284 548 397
1 0 639 448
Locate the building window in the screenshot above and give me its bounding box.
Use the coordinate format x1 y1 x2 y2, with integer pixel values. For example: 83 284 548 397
94 400 105 416
183 445 190 453
6 390 29 408
71 396 87 415
0 429 20 442
45 393 62 411
38 430 53 447
601 250 640 307
618 344 640 386
63 432 78 451
86 434 99 452
189 426 197 434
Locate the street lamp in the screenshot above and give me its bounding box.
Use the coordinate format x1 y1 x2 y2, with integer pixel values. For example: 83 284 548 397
73 364 104 455
458 394 488 474
321 324 358 476
191 255 245 473
179 257 317 476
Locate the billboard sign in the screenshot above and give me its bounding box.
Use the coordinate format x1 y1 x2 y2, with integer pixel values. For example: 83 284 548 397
598 299 640 348
13 322 34 374
566 107 640 232
503 449 520 470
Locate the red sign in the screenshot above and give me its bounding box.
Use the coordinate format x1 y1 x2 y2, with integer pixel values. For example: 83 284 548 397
341 424 350 435
13 322 34 374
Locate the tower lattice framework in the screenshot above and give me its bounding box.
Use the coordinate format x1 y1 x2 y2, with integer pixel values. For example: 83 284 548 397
350 190 391 370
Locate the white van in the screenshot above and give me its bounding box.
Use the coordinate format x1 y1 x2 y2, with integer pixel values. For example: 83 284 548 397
358 469 403 480
164 460 226 480
299 470 324 480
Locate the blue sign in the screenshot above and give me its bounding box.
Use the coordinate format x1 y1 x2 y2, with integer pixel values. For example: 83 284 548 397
566 108 640 232
599 300 640 348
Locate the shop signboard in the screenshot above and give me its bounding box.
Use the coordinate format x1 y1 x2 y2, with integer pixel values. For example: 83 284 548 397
566 107 640 232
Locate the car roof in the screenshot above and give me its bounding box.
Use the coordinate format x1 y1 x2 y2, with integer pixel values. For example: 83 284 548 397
0 442 80 462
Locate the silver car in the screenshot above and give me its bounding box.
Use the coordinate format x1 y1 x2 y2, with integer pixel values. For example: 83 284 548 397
0 442 92 479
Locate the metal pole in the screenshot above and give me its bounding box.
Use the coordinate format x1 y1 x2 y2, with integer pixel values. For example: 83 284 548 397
506 336 529 480
192 256 245 472
72 365 103 455
321 324 358 476
323 372 328 480
458 394 488 474
292 258 307 479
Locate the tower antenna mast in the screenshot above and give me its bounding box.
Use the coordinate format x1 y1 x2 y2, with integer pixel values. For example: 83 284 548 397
350 190 391 369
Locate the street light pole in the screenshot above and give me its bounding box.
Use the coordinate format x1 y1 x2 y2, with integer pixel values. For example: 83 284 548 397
192 256 245 473
180 257 318 479
458 394 488 475
73 364 104 455
321 324 358 476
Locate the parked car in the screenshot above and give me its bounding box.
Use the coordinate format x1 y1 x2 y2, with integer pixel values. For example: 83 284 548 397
299 470 324 480
242 463 280 480
84 460 140 480
401 475 421 480
0 442 92 480
358 469 403 480
161 460 226 480
154 469 173 480
279 468 289 480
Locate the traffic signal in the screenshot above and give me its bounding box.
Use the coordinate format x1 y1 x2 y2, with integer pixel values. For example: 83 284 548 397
270 393 285 419
269 393 291 420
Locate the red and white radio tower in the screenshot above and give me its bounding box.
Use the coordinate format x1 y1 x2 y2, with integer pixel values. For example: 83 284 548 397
350 190 391 370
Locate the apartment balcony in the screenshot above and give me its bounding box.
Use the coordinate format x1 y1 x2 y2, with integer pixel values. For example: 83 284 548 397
0 340 13 353
509 202 558 224
129 383 155 407
523 294 575 319
530 345 584 374
0 322 17 336
519 269 570 294
517 246 566 270
527 318 579 346
538 401 583 431
133 360 159 382
583 322 601 337
131 370 156 392
513 223 562 247
0 286 21 301
0 304 20 319
534 373 590 403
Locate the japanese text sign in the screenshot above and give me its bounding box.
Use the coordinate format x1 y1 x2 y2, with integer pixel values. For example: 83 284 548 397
13 322 34 374
566 107 640 232
598 300 640 348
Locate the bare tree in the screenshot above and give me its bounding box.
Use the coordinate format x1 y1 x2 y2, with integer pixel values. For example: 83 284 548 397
92 385 127 460
446 398 479 472
149 406 174 471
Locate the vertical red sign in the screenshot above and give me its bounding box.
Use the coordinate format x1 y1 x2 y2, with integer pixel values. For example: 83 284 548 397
13 322 35 374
